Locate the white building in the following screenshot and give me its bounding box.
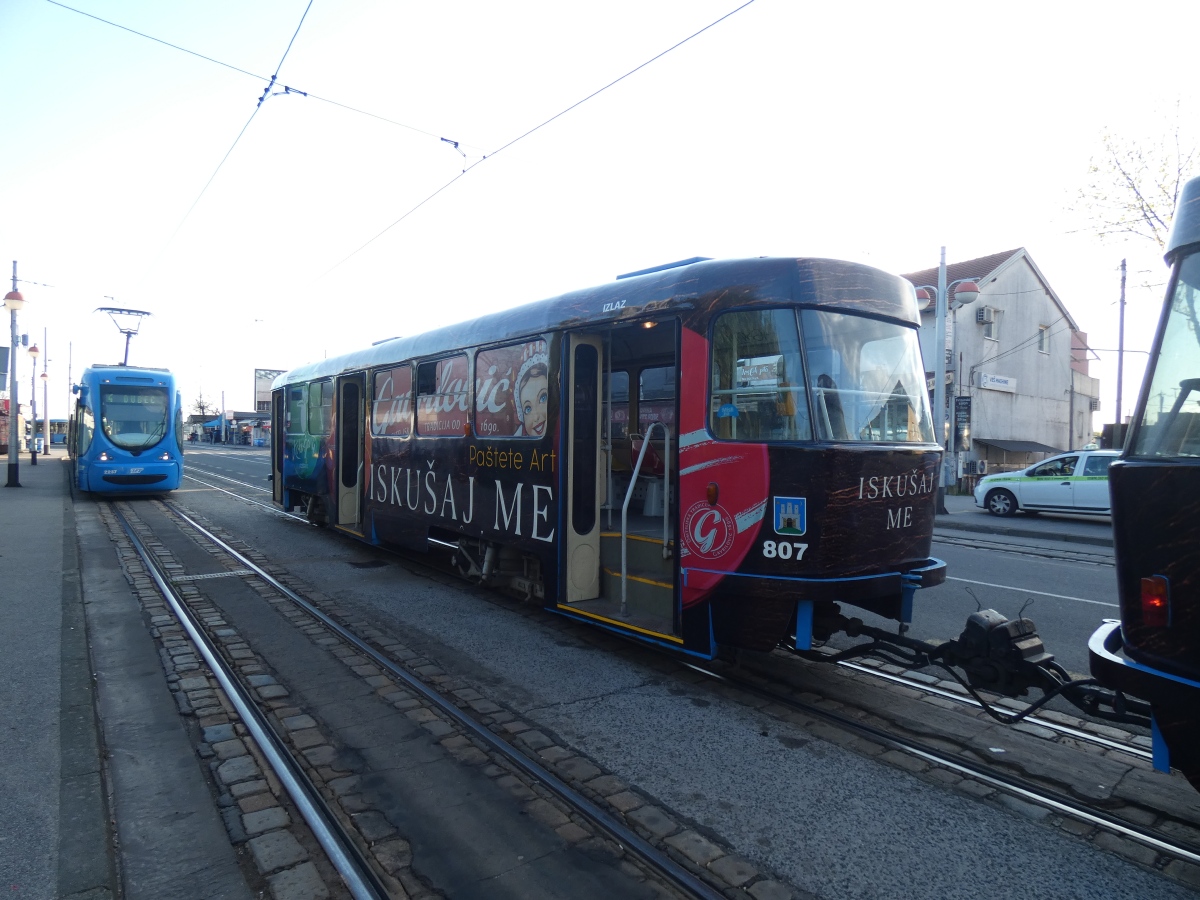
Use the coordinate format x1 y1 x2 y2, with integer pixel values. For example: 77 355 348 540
903 248 1100 479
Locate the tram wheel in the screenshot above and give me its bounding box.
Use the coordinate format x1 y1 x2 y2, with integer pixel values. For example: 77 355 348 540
1154 702 1200 790
985 489 1018 517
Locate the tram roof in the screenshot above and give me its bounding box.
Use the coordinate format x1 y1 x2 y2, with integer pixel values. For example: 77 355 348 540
274 255 918 389
79 364 173 380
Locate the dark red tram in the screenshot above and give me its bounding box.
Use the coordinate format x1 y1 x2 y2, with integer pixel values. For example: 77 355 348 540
272 256 946 658
1089 176 1200 789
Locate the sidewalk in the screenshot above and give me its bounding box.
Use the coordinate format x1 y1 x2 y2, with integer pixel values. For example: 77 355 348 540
0 453 113 899
936 492 1114 548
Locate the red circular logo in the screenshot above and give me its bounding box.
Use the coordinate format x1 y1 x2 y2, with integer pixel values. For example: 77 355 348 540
683 501 736 560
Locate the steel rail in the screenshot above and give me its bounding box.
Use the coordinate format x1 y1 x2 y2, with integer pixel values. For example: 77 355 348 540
183 472 307 521
683 659 1200 867
832 659 1154 761
110 504 391 900
162 500 728 900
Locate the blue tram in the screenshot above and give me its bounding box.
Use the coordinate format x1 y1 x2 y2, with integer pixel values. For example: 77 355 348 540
1089 176 1200 789
68 365 185 494
272 256 946 658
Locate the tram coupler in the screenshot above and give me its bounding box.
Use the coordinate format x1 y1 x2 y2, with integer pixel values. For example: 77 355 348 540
939 609 1055 698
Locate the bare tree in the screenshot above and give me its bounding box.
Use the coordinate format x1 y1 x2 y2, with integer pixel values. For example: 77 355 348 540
1075 108 1196 249
193 392 215 417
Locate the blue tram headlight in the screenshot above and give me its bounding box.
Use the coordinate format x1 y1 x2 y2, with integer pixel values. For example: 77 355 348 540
97 451 111 461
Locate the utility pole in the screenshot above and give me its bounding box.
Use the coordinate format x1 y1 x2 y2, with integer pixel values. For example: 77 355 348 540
1116 258 1127 446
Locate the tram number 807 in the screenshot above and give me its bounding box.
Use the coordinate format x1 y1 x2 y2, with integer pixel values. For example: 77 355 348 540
762 541 809 560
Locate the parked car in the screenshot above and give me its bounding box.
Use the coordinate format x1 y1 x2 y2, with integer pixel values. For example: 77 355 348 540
973 449 1119 517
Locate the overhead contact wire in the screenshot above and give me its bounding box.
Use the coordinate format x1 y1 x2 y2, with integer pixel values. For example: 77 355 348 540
321 0 759 276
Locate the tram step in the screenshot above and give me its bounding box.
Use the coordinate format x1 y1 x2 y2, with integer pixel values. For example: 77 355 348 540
599 566 673 622
599 531 674 575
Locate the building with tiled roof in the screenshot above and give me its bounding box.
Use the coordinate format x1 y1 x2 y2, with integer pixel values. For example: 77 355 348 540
902 248 1100 482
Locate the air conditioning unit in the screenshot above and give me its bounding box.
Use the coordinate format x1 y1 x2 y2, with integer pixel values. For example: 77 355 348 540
1089 398 1101 412
976 306 995 325
960 460 988 476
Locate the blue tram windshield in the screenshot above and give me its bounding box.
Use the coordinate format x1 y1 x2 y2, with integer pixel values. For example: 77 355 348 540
800 310 935 443
99 385 170 450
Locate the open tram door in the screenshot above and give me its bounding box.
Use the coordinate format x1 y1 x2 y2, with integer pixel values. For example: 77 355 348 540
271 388 284 505
560 324 681 646
334 373 366 535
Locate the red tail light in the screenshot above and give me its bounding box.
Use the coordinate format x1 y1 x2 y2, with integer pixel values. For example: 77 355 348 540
1140 575 1170 628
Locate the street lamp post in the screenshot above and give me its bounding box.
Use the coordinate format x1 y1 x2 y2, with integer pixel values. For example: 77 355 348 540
27 343 39 465
4 274 26 487
41 349 49 459
914 247 980 514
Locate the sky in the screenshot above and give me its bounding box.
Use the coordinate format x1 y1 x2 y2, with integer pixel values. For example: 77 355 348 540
1 0 1197 424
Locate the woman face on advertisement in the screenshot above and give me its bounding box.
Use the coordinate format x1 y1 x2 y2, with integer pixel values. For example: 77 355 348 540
518 364 548 437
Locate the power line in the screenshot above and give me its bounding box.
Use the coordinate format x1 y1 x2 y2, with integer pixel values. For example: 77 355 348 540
156 2 315 256
44 0 485 152
321 0 758 276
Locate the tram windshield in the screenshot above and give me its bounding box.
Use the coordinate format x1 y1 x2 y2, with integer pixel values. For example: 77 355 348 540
99 385 170 450
710 309 935 444
1130 250 1200 457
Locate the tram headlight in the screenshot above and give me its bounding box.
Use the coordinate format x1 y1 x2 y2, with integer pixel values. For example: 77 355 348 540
97 451 111 461
159 451 171 460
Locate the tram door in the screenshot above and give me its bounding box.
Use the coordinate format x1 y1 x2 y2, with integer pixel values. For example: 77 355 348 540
335 375 365 532
565 334 604 602
271 389 283 505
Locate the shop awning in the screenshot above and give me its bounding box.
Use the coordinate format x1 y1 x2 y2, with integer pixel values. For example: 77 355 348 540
975 438 1062 454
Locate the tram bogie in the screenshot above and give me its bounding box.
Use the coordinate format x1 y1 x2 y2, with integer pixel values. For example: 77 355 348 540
1088 176 1200 789
68 365 185 495
273 256 947 658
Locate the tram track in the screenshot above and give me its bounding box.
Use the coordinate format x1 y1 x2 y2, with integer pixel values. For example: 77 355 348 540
110 502 389 900
692 654 1200 869
173 467 1200 891
106 494 744 900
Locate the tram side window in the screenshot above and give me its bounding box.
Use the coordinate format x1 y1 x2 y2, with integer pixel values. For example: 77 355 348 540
638 366 675 433
606 370 629 441
372 365 412 437
286 387 307 434
307 382 333 436
710 310 811 442
475 339 548 438
417 354 470 436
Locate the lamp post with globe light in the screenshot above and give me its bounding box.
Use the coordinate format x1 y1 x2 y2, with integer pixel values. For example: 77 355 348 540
27 343 39 465
913 247 980 514
4 276 26 487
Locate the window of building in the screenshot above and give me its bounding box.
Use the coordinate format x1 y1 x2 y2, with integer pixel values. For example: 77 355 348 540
710 309 811 441
1038 325 1050 353
474 340 548 438
417 354 470 436
983 315 998 341
372 365 412 437
307 381 333 436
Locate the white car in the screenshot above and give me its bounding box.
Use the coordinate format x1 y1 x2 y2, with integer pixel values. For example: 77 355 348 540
973 449 1119 517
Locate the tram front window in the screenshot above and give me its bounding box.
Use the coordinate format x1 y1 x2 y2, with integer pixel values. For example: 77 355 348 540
99 386 169 450
801 310 935 443
1131 251 1200 458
